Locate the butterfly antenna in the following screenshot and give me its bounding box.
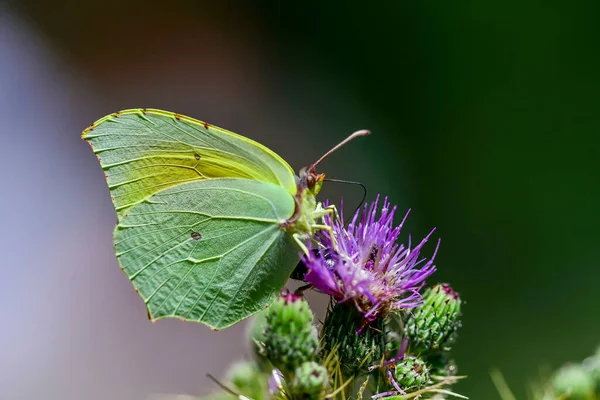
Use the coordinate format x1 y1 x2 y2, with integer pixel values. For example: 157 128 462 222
310 129 371 172
323 178 368 223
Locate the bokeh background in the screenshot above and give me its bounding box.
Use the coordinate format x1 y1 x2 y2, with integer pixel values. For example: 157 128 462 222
1 1 599 399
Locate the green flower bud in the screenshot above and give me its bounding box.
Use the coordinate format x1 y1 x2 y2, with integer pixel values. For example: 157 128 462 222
552 363 595 400
263 290 318 374
226 360 267 399
321 301 386 376
394 355 431 391
405 284 462 354
290 361 329 399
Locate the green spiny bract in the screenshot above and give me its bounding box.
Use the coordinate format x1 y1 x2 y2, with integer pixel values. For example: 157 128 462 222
404 283 462 355
263 290 318 374
226 360 267 399
394 355 431 391
322 301 386 376
551 362 596 400
290 361 329 399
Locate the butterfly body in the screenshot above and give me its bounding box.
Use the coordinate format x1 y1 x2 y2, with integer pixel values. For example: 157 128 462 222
83 109 332 329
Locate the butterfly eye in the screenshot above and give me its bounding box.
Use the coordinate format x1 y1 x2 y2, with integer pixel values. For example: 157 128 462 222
306 174 316 188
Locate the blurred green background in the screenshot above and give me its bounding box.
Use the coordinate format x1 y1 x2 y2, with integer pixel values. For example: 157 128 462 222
1 1 599 399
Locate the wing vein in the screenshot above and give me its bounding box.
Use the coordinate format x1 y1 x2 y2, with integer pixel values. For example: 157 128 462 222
184 225 277 319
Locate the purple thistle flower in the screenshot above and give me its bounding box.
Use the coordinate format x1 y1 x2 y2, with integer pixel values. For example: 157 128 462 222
303 196 438 323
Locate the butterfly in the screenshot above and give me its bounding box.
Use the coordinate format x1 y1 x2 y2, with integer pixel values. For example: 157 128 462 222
82 108 369 329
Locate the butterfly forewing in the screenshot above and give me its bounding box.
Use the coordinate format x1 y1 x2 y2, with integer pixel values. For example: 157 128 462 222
82 109 297 219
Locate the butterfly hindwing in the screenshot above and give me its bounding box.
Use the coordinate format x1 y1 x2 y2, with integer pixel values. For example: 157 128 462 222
114 178 299 329
82 109 297 219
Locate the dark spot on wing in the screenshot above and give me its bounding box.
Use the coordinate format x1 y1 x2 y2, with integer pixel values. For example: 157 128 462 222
142 108 148 114
202 121 210 129
175 113 182 120
191 232 202 240
194 153 200 160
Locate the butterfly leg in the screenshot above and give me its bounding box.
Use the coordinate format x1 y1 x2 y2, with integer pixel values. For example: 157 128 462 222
293 233 310 256
311 203 337 224
310 224 335 248
310 204 339 251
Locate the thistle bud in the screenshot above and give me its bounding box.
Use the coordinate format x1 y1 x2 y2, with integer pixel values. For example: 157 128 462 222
321 302 386 375
551 363 595 400
405 284 462 354
226 361 267 399
290 361 329 399
263 290 318 374
394 355 431 391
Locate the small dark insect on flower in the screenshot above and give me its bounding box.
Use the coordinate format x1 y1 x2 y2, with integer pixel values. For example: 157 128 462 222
302 196 438 323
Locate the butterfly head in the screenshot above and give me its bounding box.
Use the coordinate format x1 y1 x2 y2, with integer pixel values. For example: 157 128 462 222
298 129 371 196
298 166 325 195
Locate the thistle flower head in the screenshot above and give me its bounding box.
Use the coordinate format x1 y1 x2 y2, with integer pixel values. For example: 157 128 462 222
322 301 387 375
303 196 438 322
